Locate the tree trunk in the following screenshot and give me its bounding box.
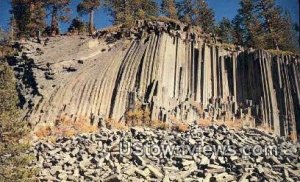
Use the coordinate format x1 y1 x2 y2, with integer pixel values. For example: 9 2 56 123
89 10 94 35
51 6 59 36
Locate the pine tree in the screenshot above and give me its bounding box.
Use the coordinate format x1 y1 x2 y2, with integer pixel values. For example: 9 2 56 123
178 0 215 33
177 0 193 24
233 0 265 48
77 0 101 35
193 0 215 33
0 28 8 44
0 61 37 181
45 0 71 36
216 17 234 44
254 0 297 51
278 11 298 52
105 0 158 26
68 18 88 34
10 0 46 38
232 16 244 46
161 0 178 20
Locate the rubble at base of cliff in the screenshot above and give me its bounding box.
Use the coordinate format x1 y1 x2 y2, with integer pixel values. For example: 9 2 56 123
31 125 300 182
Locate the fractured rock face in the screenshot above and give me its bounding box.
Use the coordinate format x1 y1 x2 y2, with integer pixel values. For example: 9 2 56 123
9 20 300 137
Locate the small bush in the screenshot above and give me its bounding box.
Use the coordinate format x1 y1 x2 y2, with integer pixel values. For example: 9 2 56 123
124 103 151 127
289 131 298 143
68 18 88 34
173 122 189 132
34 115 99 139
152 120 169 130
34 126 52 138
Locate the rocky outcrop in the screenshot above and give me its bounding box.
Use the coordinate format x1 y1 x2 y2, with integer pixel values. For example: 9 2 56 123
9 20 300 137
32 125 300 181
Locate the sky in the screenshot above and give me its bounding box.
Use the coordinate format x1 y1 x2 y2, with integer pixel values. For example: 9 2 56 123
0 0 299 32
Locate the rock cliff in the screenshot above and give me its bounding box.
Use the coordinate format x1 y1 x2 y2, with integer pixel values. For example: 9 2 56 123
8 20 300 138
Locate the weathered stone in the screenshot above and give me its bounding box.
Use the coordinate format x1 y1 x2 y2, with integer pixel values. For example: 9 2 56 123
147 165 163 178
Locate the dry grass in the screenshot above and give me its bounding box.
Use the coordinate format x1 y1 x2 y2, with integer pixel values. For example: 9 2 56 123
34 115 99 139
106 119 129 131
256 123 274 133
152 120 170 130
0 45 14 58
148 16 182 26
266 49 296 56
124 104 151 126
288 131 298 143
34 126 52 138
173 122 189 132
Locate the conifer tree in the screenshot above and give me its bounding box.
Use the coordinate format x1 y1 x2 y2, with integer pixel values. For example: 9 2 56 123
178 0 215 33
254 0 296 50
45 0 71 36
277 11 298 52
10 0 46 38
233 0 264 48
161 0 178 20
177 0 193 24
193 0 215 33
216 17 234 44
77 0 101 35
232 16 244 45
0 61 37 181
105 0 158 26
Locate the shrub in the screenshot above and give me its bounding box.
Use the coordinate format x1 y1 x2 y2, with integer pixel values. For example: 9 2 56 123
124 103 151 127
68 18 88 34
289 131 298 143
152 120 170 130
34 115 99 139
173 122 189 132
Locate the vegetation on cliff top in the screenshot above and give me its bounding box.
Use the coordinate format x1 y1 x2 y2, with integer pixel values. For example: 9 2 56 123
5 0 298 53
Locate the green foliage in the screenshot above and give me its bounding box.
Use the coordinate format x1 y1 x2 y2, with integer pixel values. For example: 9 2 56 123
233 0 265 48
45 0 71 35
216 17 234 44
77 0 101 34
10 0 46 38
68 18 88 34
161 0 178 20
0 28 9 44
177 0 193 24
178 0 215 33
0 61 37 181
233 0 298 52
105 0 159 27
77 0 101 15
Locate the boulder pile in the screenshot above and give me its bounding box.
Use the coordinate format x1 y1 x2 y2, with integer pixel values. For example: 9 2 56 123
32 125 300 181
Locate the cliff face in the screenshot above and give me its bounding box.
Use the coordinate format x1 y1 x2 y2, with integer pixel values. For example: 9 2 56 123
9 20 300 137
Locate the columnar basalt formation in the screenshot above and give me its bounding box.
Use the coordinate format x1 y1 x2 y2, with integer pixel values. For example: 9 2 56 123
9 20 300 137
